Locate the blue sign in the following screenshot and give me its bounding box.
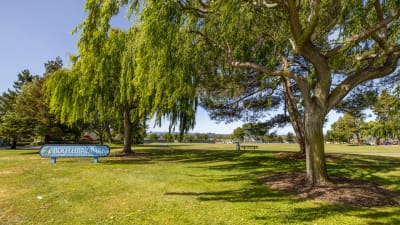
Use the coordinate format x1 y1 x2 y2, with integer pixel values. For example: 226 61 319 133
40 145 110 163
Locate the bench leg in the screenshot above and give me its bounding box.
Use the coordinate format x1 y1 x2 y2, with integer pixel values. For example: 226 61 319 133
93 157 99 163
51 157 57 164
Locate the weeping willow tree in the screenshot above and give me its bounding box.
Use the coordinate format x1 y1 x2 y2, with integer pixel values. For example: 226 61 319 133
45 25 141 153
132 2 199 140
81 0 198 139
46 0 198 152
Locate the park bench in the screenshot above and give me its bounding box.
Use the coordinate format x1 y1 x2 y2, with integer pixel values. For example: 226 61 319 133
39 145 110 163
240 145 258 150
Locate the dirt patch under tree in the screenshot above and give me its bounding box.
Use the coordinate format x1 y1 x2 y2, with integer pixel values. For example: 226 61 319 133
261 172 400 207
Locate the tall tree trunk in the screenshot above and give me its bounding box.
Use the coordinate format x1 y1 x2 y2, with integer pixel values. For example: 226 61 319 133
356 132 361 145
123 107 133 154
304 108 330 185
99 133 104 145
375 137 381 145
44 134 50 144
95 128 105 145
11 137 17 149
283 77 306 155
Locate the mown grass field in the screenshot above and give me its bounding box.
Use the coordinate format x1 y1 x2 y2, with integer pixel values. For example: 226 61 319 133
1 143 400 224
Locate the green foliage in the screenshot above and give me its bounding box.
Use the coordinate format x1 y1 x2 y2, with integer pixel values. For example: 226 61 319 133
44 68 80 125
0 111 35 140
0 90 17 117
328 113 361 143
0 69 39 146
134 1 198 135
12 69 38 92
242 122 270 141
75 0 199 137
335 84 378 118
162 133 174 142
371 90 400 142
286 132 295 143
147 133 159 141
328 89 400 144
232 127 245 141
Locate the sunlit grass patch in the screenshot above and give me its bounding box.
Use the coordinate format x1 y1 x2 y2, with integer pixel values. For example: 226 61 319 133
1 143 400 224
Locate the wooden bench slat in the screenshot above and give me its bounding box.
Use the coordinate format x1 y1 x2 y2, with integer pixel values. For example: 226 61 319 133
240 145 258 150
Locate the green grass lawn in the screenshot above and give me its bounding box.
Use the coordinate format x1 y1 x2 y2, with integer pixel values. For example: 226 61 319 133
1 143 400 224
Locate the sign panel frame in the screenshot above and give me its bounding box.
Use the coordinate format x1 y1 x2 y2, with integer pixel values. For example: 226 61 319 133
39 145 110 163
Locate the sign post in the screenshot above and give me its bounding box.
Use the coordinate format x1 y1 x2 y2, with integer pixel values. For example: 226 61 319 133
39 145 110 163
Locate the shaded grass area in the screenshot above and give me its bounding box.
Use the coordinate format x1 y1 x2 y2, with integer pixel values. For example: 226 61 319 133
0 143 399 224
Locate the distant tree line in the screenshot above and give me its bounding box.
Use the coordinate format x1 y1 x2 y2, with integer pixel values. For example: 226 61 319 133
326 89 400 145
146 132 212 143
231 122 295 143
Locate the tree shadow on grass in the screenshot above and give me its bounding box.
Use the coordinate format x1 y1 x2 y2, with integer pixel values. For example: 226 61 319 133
102 155 154 165
147 148 400 223
94 147 400 223
165 185 299 203
20 151 40 155
328 154 400 190
0 149 39 155
102 159 154 164
254 203 400 225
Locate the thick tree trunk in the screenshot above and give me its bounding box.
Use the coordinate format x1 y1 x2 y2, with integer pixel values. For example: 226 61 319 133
11 138 17 149
44 134 50 144
99 134 104 145
375 137 381 146
356 132 361 145
123 107 133 154
304 109 330 185
283 77 306 155
295 127 306 155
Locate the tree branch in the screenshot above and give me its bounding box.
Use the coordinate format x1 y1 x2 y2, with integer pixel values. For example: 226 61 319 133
189 30 222 50
328 53 400 110
303 0 320 43
374 0 388 40
325 7 399 58
356 45 400 61
286 0 304 45
229 61 280 76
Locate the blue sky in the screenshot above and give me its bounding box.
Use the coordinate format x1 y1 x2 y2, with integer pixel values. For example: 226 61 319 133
0 1 340 135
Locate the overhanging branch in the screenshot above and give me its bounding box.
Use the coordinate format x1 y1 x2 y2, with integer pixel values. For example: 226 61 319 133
328 53 400 110
325 7 399 58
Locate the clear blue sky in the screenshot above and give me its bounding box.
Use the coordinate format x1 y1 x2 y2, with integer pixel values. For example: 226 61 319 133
0 1 339 135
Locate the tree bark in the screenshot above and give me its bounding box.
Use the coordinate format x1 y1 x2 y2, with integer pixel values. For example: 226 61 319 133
44 134 50 144
11 137 17 149
282 77 306 155
356 132 361 145
304 108 330 185
376 137 381 145
99 133 104 145
123 107 133 154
